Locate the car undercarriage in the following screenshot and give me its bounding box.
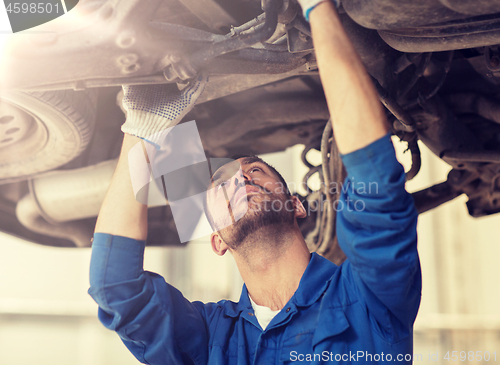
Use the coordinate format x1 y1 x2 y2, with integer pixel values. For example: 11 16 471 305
1 0 500 263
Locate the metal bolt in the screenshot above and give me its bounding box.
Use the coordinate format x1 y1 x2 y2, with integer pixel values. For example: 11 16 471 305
490 56 500 68
169 53 182 63
116 31 136 49
117 53 139 66
121 63 140 74
298 31 310 43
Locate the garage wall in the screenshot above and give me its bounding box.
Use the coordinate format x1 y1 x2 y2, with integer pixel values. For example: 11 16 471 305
0 139 499 364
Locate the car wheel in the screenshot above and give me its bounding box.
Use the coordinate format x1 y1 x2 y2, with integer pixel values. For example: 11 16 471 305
0 89 96 183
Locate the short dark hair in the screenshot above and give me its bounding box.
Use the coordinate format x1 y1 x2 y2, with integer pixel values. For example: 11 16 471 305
203 155 291 230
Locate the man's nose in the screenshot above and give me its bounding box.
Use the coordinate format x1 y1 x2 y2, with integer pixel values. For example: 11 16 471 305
234 171 250 186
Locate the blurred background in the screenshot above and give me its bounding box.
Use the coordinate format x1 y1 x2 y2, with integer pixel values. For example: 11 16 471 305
0 139 499 365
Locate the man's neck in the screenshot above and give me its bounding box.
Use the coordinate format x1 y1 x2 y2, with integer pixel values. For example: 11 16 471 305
233 226 311 311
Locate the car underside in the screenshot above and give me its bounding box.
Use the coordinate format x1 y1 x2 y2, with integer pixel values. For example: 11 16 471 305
1 0 500 263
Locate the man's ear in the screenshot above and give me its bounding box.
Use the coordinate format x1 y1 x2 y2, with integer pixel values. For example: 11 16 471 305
211 232 229 256
292 195 307 219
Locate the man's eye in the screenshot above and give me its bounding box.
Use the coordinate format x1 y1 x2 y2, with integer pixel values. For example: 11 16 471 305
249 167 261 174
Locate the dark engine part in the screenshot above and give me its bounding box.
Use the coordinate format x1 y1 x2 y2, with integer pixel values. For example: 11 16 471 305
342 0 500 30
403 93 500 218
341 0 500 53
379 16 500 53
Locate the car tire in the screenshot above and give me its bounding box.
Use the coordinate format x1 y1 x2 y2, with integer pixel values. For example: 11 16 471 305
0 89 97 183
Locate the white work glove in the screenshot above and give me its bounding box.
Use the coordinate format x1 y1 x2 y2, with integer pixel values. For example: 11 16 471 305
121 73 208 138
298 0 340 21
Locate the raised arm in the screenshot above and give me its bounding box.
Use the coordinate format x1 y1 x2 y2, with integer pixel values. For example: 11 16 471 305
309 2 389 154
94 133 148 240
89 77 210 364
94 76 207 239
302 1 421 337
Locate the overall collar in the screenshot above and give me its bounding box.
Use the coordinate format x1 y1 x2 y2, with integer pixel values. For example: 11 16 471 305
223 253 338 317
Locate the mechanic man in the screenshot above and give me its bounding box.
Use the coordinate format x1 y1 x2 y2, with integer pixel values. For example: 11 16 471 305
89 0 421 364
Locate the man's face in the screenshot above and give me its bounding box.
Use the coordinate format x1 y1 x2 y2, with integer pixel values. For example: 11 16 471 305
206 157 295 249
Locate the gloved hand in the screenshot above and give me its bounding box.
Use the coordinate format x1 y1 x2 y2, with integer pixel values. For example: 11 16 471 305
297 0 340 21
121 73 208 138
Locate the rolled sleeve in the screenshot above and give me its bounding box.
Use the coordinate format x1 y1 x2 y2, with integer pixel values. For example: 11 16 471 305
337 134 421 337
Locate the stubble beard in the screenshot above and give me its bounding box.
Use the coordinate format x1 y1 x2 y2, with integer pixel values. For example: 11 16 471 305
218 190 296 252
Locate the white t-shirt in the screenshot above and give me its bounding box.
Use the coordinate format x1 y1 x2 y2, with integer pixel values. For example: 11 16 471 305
249 296 281 330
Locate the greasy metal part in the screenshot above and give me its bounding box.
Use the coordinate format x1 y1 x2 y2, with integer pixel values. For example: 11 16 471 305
413 97 482 170
230 13 266 36
443 151 500 164
393 53 422 75
484 46 500 72
0 0 181 90
0 0 397 94
439 0 500 17
226 47 307 65
412 165 500 217
317 121 334 256
176 0 238 33
303 120 346 265
405 138 422 181
444 93 500 126
16 75 172 92
28 160 117 222
302 190 322 250
290 16 311 37
272 34 288 45
321 121 333 202
406 89 500 217
201 95 329 155
372 77 416 132
404 51 454 109
343 0 470 30
378 15 500 53
287 27 314 53
0 194 76 247
196 67 315 104
287 16 315 53
266 23 288 44
276 0 298 25
398 53 432 98
412 181 462 214
448 168 500 217
164 0 281 81
18 49 310 91
15 193 93 247
466 170 500 217
343 0 500 30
